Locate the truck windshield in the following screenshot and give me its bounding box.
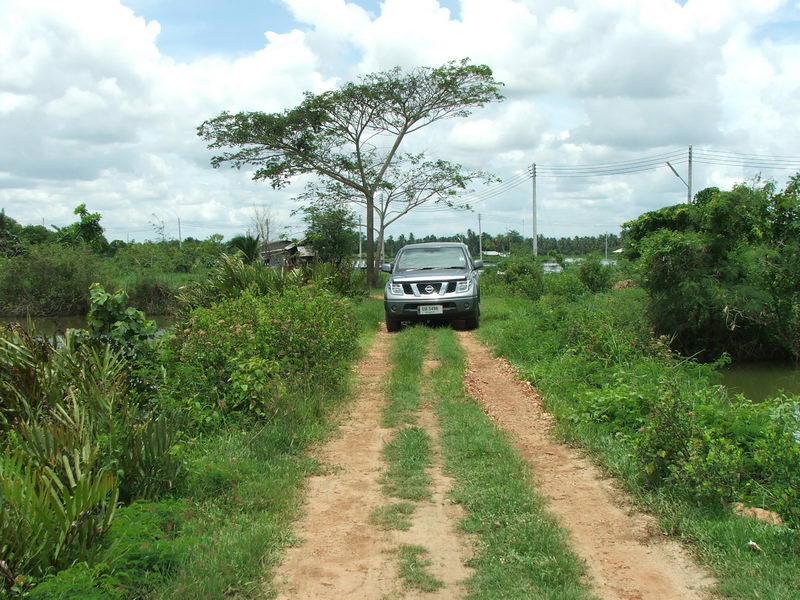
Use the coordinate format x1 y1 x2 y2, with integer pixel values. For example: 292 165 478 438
396 247 468 270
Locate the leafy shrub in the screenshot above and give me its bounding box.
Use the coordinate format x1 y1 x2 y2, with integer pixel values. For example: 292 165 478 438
26 563 123 600
627 176 800 360
124 276 180 315
166 287 359 419
73 284 157 360
100 500 189 593
307 261 367 298
577 256 613 293
0 244 106 316
175 254 305 316
542 268 587 300
496 256 544 300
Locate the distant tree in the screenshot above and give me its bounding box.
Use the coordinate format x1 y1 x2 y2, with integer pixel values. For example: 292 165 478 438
249 206 279 244
298 199 358 266
19 224 55 245
0 210 24 257
198 58 504 285
54 204 109 254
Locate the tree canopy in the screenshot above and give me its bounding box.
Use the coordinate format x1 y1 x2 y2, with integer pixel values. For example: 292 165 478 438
298 199 358 266
623 174 800 360
198 58 504 284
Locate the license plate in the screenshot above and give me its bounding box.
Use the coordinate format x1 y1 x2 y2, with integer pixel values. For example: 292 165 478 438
418 305 443 315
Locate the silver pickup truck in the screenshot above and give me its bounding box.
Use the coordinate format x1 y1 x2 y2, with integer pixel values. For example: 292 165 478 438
380 242 482 332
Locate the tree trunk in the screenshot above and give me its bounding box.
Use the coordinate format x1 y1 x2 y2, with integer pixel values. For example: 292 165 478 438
366 194 377 287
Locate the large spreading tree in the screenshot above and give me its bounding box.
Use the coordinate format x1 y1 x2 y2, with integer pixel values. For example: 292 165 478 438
299 151 495 262
197 58 504 284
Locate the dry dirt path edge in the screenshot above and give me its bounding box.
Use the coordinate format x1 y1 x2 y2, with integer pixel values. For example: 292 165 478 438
270 328 395 600
458 331 716 600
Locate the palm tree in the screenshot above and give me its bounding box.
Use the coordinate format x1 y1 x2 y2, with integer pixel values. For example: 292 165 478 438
228 235 261 264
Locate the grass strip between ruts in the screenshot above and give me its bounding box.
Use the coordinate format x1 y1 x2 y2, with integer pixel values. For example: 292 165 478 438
382 324 430 427
430 327 598 600
376 324 440 592
397 544 445 593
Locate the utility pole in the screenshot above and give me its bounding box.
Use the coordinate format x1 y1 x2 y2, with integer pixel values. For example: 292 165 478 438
177 218 182 248
531 163 538 256
687 144 693 203
358 214 362 266
478 213 483 260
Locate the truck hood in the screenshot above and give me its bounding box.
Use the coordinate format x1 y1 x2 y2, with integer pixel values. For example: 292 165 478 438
391 268 469 282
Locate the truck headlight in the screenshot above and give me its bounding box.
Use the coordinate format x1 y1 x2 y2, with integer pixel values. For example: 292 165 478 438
390 283 403 295
455 280 471 293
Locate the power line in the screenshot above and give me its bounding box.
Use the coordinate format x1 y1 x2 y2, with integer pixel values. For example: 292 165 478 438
538 149 686 171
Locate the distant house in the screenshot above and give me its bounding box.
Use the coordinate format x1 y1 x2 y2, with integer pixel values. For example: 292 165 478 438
262 239 316 269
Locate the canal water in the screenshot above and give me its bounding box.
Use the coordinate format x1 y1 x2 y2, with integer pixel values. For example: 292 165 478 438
0 315 175 337
720 362 800 402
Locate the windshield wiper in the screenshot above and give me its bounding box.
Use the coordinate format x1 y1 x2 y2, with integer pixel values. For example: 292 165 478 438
403 267 437 271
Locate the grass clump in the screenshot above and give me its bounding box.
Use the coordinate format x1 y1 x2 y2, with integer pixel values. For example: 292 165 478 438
430 327 596 600
381 426 433 502
382 325 430 427
369 502 416 531
397 545 444 593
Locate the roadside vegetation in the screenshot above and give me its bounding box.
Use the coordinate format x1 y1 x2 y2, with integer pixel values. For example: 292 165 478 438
0 254 382 599
478 216 800 598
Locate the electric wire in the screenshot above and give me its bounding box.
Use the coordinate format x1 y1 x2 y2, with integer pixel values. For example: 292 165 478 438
537 149 686 171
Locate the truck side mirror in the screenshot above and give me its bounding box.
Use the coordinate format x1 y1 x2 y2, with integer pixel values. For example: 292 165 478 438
473 260 484 270
379 263 393 273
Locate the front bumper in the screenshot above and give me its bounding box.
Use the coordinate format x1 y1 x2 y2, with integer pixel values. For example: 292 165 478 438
384 296 478 321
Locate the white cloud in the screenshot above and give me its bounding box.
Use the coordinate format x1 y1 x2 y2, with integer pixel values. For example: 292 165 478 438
0 0 798 243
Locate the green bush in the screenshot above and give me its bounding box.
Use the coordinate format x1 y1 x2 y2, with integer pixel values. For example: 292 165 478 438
626 176 800 360
542 268 588 300
174 254 305 317
123 276 180 315
26 563 122 600
496 256 543 300
0 244 106 316
166 286 359 419
577 256 613 293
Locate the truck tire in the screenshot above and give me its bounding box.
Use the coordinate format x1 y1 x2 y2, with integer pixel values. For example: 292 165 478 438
386 315 402 332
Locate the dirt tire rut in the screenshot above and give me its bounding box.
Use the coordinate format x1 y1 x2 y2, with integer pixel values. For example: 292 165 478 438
272 329 395 599
458 331 715 600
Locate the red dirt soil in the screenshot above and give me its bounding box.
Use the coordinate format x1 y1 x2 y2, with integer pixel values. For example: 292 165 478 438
458 331 716 600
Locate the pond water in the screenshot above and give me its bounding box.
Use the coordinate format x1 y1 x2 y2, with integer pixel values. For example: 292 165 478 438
0 315 175 337
720 362 800 402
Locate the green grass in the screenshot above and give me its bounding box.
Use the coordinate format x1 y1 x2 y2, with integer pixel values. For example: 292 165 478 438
381 426 433 502
382 325 430 427
397 545 445 593
477 292 800 600
369 502 416 531
430 327 597 600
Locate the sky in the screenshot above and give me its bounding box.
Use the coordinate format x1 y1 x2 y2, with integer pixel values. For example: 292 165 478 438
1 0 799 243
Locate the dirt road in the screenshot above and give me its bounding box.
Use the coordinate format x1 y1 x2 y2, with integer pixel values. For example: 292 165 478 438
270 328 714 600
459 331 714 600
